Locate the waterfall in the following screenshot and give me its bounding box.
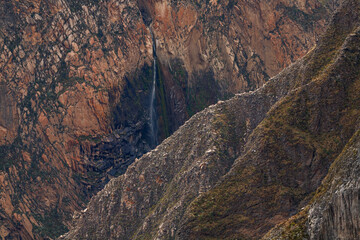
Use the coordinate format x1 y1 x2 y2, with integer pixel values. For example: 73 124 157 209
149 30 158 148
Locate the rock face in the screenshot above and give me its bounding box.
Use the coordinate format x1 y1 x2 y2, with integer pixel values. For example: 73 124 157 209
0 83 19 145
263 3 360 239
307 131 360 240
263 132 360 240
0 0 152 239
146 0 333 132
60 1 360 239
0 0 333 239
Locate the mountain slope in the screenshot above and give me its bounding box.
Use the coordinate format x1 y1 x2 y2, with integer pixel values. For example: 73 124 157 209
263 11 360 240
263 130 360 240
0 0 333 239
180 5 360 239
60 1 360 239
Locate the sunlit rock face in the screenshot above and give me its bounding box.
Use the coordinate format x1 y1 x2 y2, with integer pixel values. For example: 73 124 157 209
0 0 333 239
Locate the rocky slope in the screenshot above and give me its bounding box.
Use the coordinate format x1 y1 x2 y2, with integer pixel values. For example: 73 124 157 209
60 0 360 239
263 4 360 239
0 0 334 239
263 131 360 240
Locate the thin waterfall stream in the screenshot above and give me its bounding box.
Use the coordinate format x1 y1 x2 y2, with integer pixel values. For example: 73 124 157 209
149 30 158 148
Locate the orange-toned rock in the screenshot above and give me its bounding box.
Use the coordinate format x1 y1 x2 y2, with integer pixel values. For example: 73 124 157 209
22 152 31 163
0 83 19 144
0 0 334 239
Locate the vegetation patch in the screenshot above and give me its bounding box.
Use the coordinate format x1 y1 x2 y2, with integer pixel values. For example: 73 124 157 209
157 60 171 139
0 136 22 172
186 70 219 117
68 0 100 13
33 208 69 239
183 23 360 239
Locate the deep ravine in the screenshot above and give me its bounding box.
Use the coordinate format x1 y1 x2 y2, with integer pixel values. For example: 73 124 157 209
0 0 334 239
59 1 360 238
149 29 158 148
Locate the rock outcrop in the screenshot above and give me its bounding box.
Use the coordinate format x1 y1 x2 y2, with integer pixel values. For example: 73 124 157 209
307 131 360 240
0 0 152 238
263 132 360 240
60 0 360 239
0 0 334 239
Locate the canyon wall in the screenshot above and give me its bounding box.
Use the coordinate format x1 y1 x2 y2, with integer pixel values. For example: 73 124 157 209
61 0 360 239
0 0 333 238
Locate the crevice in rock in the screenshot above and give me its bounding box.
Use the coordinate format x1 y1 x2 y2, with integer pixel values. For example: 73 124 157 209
137 0 154 26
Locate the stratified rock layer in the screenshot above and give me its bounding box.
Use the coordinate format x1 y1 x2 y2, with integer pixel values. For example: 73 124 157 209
0 0 333 239
61 1 360 239
0 0 152 238
147 0 334 130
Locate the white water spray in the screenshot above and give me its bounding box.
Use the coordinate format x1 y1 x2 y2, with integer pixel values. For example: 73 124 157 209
149 31 158 147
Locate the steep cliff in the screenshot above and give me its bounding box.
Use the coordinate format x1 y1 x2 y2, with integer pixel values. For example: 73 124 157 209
263 3 360 239
263 131 360 240
60 0 360 239
0 0 334 239
0 0 152 238
145 0 333 131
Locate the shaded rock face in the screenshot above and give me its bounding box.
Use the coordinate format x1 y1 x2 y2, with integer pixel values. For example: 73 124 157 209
0 83 19 145
0 0 333 239
263 5 360 238
60 1 360 239
146 0 333 129
263 133 360 240
310 165 360 240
